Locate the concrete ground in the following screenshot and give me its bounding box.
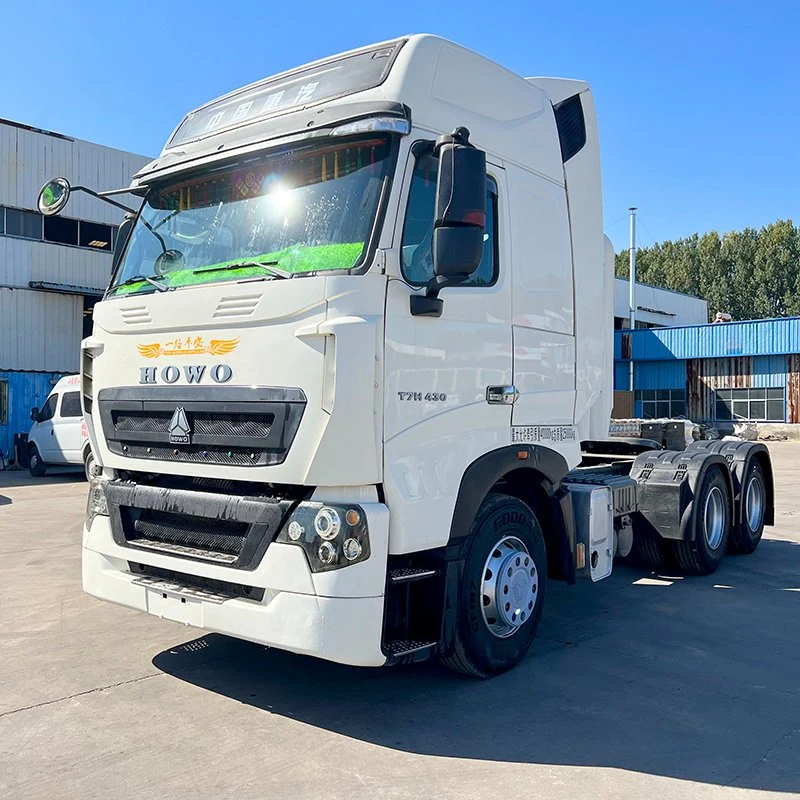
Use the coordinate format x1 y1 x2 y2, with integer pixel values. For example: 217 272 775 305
1 446 798 800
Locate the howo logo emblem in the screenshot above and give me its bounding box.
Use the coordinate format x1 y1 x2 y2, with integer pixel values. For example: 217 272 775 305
168 407 191 445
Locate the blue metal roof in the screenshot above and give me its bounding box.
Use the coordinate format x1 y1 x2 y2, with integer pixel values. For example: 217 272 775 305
615 317 800 361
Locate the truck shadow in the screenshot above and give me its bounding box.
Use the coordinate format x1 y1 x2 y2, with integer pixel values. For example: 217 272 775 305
0 470 83 489
153 537 800 792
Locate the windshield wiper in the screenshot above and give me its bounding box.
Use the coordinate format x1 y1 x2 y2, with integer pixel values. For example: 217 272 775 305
114 274 169 292
192 260 291 279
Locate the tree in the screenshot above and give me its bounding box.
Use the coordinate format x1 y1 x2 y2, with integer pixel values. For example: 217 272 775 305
613 219 800 321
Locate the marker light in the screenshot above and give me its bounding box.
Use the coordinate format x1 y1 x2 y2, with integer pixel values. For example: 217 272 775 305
330 117 411 137
314 507 341 540
318 541 336 565
345 509 361 527
343 538 362 561
287 521 304 541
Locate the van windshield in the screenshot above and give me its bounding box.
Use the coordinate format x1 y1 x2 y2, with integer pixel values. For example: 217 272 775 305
109 136 394 296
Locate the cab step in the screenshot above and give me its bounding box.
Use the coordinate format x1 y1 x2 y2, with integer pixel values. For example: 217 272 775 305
383 639 437 662
389 567 438 584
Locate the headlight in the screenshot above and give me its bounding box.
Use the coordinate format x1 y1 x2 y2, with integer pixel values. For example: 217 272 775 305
276 502 370 572
86 477 109 526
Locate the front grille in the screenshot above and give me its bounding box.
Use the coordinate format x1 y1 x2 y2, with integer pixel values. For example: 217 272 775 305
113 410 274 438
97 386 306 468
131 509 247 556
106 480 292 570
129 563 265 601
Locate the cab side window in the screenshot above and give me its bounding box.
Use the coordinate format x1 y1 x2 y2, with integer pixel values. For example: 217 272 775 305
60 391 82 418
401 150 498 287
38 394 58 422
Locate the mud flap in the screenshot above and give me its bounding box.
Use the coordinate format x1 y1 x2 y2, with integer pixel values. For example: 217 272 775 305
629 450 734 540
686 440 775 527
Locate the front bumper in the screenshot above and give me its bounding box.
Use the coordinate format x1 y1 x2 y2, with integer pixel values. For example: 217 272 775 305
82 507 389 667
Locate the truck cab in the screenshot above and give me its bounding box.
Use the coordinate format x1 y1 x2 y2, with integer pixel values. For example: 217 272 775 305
37 35 772 677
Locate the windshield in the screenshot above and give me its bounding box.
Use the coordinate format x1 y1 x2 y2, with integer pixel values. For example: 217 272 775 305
109 136 395 296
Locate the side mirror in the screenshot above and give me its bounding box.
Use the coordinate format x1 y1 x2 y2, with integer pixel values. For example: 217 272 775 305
112 214 135 271
37 178 72 216
30 407 40 422
433 135 486 280
410 128 486 318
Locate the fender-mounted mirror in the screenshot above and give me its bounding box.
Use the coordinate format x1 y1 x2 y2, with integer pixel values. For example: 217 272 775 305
38 177 72 216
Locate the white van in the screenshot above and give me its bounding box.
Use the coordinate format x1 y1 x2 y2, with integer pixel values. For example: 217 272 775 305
28 375 96 480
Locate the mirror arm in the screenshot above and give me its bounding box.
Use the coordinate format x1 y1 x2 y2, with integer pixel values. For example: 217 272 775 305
69 185 138 215
73 186 167 253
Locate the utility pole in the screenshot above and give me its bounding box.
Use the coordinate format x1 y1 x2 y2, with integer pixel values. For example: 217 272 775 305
628 207 637 392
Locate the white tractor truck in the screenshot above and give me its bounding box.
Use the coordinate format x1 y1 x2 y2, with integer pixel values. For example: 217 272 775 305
38 35 774 677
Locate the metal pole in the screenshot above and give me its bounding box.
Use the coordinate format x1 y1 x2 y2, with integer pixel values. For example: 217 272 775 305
628 207 637 392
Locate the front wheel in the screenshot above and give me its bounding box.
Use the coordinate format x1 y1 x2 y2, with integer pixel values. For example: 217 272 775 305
440 494 547 678
28 445 47 478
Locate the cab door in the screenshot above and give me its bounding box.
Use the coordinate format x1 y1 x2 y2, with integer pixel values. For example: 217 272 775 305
383 145 512 554
52 390 85 464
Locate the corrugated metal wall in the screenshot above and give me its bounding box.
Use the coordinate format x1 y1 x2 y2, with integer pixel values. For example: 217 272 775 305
0 370 68 461
614 353 800 423
621 317 800 361
685 355 794 422
0 122 149 224
0 288 82 372
0 236 116 295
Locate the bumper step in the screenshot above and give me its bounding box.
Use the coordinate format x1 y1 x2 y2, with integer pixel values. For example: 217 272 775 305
383 639 437 658
389 567 438 584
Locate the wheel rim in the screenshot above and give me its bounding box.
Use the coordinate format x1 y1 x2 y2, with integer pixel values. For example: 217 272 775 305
31 453 38 469
745 475 764 532
704 485 726 550
480 536 538 639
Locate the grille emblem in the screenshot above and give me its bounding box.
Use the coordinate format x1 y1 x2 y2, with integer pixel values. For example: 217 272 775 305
168 407 191 444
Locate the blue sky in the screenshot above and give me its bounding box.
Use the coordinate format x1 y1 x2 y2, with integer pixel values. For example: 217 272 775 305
3 0 798 250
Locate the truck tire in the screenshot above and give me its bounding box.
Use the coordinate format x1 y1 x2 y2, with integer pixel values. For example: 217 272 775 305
729 461 766 555
440 494 547 678
630 531 671 571
28 445 47 478
671 465 731 575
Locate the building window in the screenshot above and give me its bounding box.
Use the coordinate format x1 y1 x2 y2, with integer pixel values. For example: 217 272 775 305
79 220 113 251
715 388 784 422
44 215 79 246
5 208 43 240
636 389 686 419
1 205 118 253
0 380 7 425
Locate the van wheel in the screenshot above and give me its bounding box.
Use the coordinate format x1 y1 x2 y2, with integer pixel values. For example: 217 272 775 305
29 445 47 477
671 465 731 575
83 449 98 482
440 494 547 678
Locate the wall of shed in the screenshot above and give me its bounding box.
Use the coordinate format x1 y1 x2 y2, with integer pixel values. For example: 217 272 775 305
0 370 68 461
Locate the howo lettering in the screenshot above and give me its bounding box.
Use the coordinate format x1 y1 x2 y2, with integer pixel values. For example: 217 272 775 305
39 36 775 677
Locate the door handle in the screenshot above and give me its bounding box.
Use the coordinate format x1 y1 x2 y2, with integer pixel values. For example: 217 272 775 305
486 385 519 405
